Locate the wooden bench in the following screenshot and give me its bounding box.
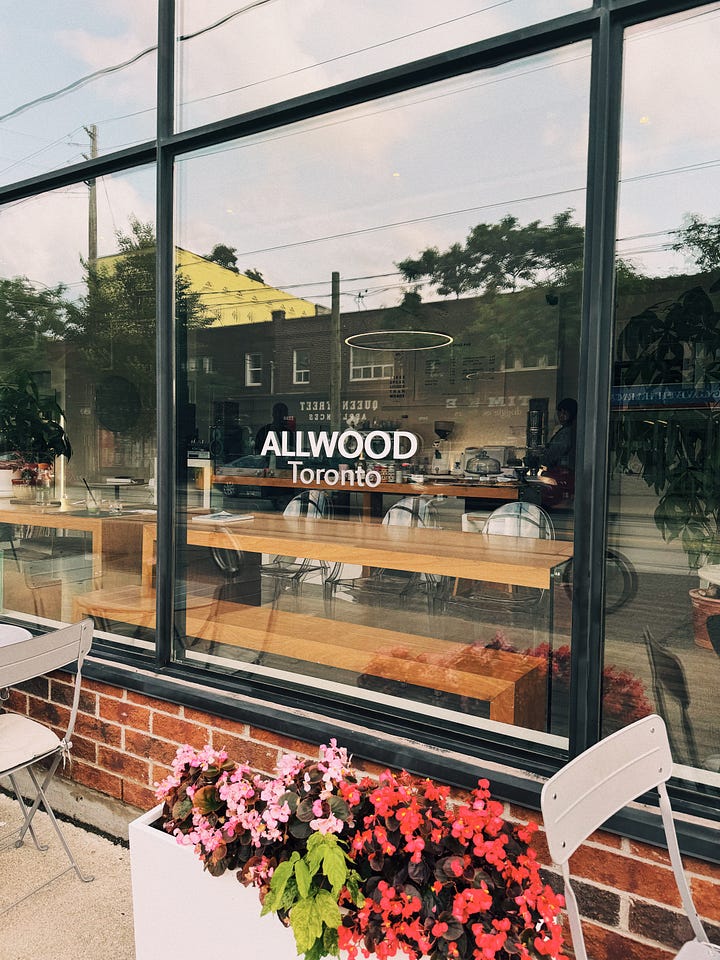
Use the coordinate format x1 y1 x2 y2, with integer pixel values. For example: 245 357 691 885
73 586 547 730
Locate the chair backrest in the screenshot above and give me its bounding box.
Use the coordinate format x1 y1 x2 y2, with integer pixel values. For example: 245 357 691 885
382 496 437 528
483 502 554 539
541 714 709 959
0 619 93 741
283 490 333 519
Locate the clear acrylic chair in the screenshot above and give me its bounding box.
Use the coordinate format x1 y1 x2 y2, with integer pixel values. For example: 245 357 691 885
444 501 556 617
323 495 443 616
0 619 95 914
541 714 720 960
262 490 334 605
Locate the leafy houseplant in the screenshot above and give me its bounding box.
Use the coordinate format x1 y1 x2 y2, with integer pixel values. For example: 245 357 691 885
157 742 566 960
612 281 720 570
0 371 72 466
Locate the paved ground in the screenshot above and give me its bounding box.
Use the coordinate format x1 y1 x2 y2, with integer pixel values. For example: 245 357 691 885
0 794 135 960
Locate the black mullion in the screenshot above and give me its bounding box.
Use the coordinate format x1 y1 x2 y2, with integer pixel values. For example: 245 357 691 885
155 0 176 668
0 145 156 206
568 8 625 757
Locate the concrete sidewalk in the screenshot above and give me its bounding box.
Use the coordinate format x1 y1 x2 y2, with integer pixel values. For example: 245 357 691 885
0 793 135 960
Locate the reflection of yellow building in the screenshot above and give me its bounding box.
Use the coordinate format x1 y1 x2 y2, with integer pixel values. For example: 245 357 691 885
175 249 325 326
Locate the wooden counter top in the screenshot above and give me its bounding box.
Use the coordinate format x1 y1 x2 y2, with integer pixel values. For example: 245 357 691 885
141 512 572 590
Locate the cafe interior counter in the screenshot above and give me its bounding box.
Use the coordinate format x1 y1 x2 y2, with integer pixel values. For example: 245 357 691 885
213 474 520 518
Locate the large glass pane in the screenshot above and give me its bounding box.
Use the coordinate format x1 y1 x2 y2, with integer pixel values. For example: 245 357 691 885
0 3 157 185
174 45 590 743
0 167 157 648
176 0 590 130
607 4 720 781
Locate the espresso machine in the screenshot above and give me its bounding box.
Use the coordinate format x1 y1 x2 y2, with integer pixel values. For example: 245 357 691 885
431 421 454 473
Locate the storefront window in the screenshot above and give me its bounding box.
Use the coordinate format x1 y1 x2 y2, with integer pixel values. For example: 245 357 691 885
175 0 590 130
174 44 590 743
0 4 157 185
0 167 157 645
606 4 720 779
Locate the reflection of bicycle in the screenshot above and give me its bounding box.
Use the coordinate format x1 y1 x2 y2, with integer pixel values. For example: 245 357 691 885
561 548 638 614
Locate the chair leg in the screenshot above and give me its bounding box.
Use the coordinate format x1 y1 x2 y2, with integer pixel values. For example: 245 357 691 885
8 772 47 852
26 765 93 882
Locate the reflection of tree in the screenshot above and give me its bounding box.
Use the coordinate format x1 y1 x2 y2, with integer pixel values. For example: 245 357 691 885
207 243 239 273
397 210 584 298
75 217 213 440
394 211 586 367
672 213 720 272
0 276 78 382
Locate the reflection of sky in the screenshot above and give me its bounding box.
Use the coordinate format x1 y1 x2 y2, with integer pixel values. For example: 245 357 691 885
617 4 720 276
177 0 589 129
176 45 591 312
0 2 157 184
1 3 719 300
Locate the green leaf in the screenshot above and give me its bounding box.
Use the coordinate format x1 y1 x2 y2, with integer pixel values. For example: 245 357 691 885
322 842 348 895
171 797 192 821
290 899 323 954
294 858 312 899
192 785 222 814
314 888 342 930
327 795 350 821
296 798 316 823
262 853 299 915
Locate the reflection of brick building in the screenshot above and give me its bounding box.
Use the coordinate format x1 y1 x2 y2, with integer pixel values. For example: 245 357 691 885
192 292 571 463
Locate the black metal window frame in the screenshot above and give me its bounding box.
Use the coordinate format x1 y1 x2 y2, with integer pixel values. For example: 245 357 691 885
2 0 718 861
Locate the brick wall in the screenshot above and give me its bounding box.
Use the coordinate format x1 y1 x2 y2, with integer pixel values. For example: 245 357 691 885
5 670 720 960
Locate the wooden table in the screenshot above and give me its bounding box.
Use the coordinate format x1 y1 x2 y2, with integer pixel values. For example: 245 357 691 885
0 503 152 582
213 475 520 518
141 513 573 591
73 585 547 729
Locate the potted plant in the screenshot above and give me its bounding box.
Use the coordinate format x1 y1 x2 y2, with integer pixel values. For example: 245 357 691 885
611 280 720 646
0 371 72 498
131 740 566 960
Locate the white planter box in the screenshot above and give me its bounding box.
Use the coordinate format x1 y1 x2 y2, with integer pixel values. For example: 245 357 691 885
130 804 298 960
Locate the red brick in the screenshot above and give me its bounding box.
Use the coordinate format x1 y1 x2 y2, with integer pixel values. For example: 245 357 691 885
184 706 228 727
570 846 681 908
684 855 720 882
211 733 276 774
128 690 180 714
82 678 126 698
151 713 210 745
27 696 70 729
530 828 551 867
74 713 123 747
50 678 96 714
99 696 150 730
123 780 157 811
19 676 50 700
4 690 28 713
68 734 98 764
125 730 181 766
629 900 697 951
64 761 123 800
248 727 315 756
584 922 674 960
151 763 174 785
98 746 150 783
691 877 720 924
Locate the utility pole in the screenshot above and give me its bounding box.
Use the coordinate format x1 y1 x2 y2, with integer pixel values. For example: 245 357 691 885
84 124 98 265
329 272 342 431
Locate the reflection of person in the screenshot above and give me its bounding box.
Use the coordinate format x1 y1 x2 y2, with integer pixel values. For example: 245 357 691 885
255 402 290 457
542 398 577 469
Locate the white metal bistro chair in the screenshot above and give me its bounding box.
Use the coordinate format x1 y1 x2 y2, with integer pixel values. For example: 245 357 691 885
541 714 720 960
0 618 95 914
